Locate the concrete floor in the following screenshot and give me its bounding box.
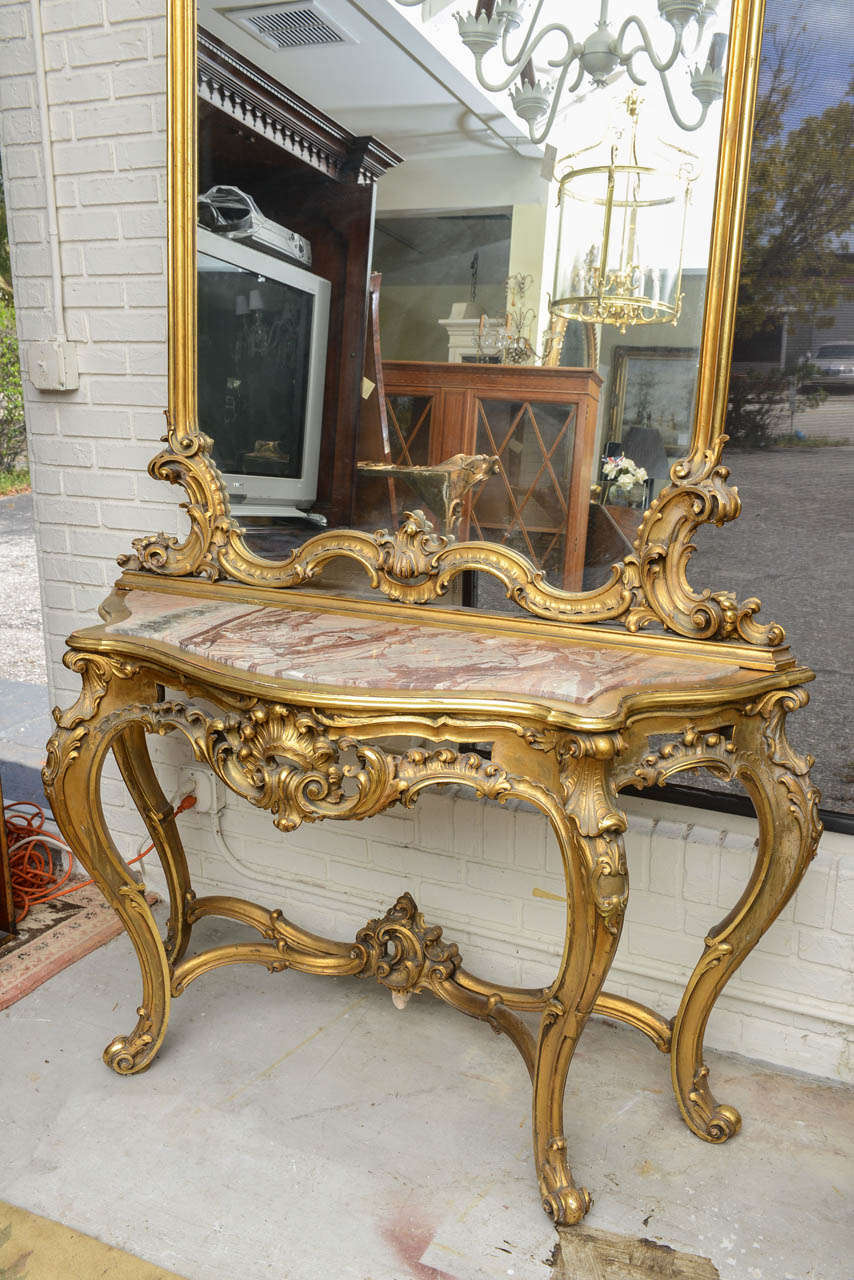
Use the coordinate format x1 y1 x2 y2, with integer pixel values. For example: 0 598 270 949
2 907 852 1280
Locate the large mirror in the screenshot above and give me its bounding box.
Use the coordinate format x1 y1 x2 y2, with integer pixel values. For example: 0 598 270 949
151 0 765 624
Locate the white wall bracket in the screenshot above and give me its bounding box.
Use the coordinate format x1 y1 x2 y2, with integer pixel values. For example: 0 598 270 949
27 339 79 391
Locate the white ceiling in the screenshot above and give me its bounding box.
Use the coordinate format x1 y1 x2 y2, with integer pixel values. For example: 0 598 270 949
199 0 539 164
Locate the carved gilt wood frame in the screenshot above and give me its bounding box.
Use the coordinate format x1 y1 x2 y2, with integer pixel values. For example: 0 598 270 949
120 0 782 649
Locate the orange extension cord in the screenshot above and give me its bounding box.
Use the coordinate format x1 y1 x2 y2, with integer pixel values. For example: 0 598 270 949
5 794 196 925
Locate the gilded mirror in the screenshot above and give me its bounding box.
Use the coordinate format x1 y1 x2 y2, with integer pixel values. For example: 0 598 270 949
128 0 784 647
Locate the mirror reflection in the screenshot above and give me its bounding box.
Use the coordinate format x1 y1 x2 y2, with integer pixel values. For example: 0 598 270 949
196 0 732 600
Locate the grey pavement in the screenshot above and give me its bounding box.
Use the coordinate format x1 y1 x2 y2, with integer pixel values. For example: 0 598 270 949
772 388 853 443
3 916 853 1280
0 493 51 807
0 676 51 807
692 440 854 812
0 492 48 684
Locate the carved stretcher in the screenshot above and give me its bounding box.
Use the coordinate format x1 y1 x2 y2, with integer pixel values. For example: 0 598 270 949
43 570 820 1225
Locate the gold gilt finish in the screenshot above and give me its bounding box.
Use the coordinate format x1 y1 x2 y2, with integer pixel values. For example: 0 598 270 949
356 453 500 536
41 0 824 1237
115 0 784 649
43 642 820 1224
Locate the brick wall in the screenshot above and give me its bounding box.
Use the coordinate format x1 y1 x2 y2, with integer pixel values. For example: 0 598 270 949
0 0 177 706
1 2 851 1083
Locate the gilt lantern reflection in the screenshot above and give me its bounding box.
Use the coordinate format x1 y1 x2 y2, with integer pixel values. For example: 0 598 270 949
551 95 698 334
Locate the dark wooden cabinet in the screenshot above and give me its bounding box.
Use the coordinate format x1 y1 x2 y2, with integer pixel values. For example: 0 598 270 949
376 362 601 590
197 31 401 526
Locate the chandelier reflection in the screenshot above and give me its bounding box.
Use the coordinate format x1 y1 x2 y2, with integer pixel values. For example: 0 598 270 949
475 273 540 364
550 94 698 333
394 0 727 141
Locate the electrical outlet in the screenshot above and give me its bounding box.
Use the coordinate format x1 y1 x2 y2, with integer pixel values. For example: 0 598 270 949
177 765 223 815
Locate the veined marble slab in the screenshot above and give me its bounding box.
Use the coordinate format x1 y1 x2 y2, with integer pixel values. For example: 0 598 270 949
103 589 740 707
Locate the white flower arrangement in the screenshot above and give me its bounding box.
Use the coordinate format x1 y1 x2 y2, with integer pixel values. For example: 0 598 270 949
601 453 648 491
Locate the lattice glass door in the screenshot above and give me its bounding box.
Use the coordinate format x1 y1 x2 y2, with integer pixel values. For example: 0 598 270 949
469 398 578 582
356 391 435 529
384 393 433 466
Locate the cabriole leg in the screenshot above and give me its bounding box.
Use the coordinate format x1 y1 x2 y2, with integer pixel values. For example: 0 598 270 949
112 722 193 964
533 734 628 1224
670 689 821 1141
43 655 172 1075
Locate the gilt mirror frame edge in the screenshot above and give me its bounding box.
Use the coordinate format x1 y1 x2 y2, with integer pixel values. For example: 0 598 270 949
119 0 786 653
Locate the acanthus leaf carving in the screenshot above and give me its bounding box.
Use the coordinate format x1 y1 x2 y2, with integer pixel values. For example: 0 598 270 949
120 433 784 647
556 732 628 934
745 687 823 862
129 701 403 832
687 1064 741 1143
374 510 450 588
589 834 629 936
43 652 141 788
557 732 626 840
356 892 461 994
749 687 813 777
622 447 786 647
53 651 141 732
538 1135 591 1224
103 1005 155 1076
118 436 235 581
619 725 738 791
396 745 514 805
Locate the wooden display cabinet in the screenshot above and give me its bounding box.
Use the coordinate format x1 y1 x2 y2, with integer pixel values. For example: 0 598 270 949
378 361 602 590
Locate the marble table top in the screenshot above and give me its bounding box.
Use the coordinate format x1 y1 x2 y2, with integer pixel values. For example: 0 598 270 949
99 588 742 711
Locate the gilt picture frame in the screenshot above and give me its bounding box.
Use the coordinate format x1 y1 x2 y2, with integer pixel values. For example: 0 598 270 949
607 347 701 454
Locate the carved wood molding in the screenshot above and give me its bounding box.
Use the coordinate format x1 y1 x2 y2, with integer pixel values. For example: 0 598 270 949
198 29 402 185
120 441 784 646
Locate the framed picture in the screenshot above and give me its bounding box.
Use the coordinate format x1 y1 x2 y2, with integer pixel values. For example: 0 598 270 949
607 346 700 452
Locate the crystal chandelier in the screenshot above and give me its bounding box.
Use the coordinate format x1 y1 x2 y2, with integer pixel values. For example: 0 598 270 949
550 94 698 331
474 273 540 363
394 0 727 140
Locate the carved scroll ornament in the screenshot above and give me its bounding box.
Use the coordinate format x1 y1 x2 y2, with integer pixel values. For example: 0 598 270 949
120 438 784 646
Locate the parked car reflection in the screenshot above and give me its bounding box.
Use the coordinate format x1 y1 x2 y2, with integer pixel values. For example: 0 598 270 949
805 341 854 391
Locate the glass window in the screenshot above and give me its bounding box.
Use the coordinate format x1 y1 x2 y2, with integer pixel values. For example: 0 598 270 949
689 0 854 819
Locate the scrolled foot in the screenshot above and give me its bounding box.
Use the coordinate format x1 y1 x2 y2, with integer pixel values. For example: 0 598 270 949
538 1137 592 1226
102 1007 156 1075
684 1064 742 1143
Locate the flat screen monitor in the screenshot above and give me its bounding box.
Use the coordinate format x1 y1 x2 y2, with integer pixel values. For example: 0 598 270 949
197 225 331 519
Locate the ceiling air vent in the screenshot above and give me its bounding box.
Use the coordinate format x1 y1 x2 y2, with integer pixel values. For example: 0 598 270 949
223 3 352 51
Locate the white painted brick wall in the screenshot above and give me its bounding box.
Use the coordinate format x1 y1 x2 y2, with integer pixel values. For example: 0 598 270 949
1 4 851 1085
0 0 178 704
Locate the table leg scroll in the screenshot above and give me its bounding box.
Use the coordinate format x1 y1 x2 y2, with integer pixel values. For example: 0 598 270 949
534 734 628 1224
669 688 822 1141
112 722 193 964
43 656 172 1075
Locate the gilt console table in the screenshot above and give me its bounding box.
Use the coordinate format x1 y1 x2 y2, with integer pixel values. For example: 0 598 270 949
40 0 822 1231
43 543 820 1226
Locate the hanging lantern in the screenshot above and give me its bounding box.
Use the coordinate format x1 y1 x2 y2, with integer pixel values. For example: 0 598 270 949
550 95 699 334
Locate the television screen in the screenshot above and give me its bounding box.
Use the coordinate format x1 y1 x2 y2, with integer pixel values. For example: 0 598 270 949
198 250 314 480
